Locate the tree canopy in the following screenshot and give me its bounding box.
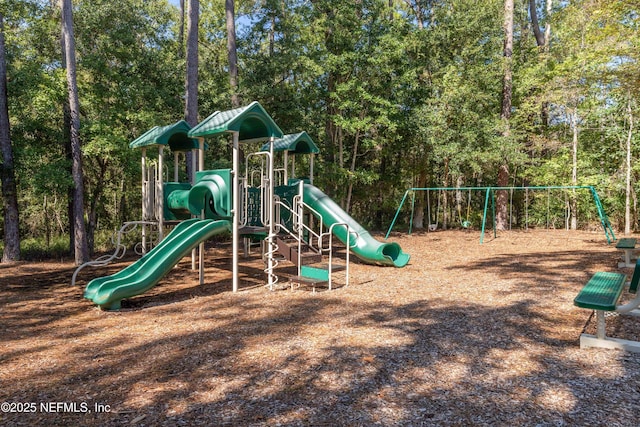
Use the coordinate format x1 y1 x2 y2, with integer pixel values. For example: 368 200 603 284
1 0 638 258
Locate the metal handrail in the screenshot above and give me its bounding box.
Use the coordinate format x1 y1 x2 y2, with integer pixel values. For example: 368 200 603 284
71 221 158 286
275 197 352 290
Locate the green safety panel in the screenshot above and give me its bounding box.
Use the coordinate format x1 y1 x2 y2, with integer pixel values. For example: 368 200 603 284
300 265 329 282
246 187 263 227
275 185 299 231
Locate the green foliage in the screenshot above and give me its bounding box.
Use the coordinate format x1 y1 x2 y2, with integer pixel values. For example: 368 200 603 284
2 0 640 260
19 235 70 261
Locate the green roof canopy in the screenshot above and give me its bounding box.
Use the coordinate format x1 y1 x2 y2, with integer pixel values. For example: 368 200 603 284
260 132 319 154
129 120 200 151
188 101 283 142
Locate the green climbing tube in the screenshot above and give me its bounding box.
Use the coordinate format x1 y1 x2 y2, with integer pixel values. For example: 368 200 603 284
165 169 232 220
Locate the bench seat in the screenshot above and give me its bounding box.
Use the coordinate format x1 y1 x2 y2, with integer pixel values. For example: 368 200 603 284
615 238 637 268
573 272 627 311
615 237 637 249
573 259 640 352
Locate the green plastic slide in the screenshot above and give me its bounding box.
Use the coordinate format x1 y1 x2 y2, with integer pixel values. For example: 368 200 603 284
303 184 410 267
84 218 230 310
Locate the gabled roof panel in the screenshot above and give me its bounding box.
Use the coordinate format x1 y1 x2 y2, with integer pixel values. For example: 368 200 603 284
188 101 284 142
129 120 200 151
261 132 319 154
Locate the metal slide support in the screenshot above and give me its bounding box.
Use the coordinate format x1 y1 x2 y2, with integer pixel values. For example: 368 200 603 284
141 148 148 254
191 147 198 270
232 132 240 293
174 152 179 182
198 137 205 285
283 151 288 184
157 146 164 241
267 136 277 290
297 179 304 275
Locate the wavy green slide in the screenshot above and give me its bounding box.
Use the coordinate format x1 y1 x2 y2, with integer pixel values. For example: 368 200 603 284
84 218 230 310
303 184 410 267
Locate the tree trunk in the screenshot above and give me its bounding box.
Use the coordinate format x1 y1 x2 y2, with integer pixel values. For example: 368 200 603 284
0 13 21 262
625 95 634 234
544 0 552 51
119 178 127 226
529 0 545 47
86 158 108 256
442 160 449 230
185 0 198 126
571 110 578 230
269 11 275 57
178 0 185 58
64 102 74 253
185 0 199 179
226 0 239 107
345 128 361 214
403 0 425 30
44 195 51 249
497 0 514 231
61 0 89 265
413 170 428 229
539 0 553 124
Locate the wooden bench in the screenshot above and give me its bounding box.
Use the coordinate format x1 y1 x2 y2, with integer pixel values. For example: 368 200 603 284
573 258 640 352
615 237 637 268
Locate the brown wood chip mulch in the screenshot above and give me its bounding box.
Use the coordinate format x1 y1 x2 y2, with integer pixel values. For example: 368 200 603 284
1 229 639 427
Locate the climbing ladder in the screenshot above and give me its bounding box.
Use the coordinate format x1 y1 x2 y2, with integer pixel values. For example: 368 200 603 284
275 183 350 291
239 153 350 290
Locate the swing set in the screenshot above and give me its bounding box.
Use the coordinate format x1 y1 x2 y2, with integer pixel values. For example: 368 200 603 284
385 185 616 244
425 189 472 231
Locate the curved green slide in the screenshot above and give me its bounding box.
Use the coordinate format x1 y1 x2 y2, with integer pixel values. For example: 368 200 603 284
303 184 410 267
84 218 231 310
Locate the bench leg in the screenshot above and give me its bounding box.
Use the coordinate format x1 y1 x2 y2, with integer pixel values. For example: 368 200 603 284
580 310 640 352
618 249 636 268
596 310 606 339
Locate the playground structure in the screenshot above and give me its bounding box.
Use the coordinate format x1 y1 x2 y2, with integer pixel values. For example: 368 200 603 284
82 102 410 310
386 185 616 244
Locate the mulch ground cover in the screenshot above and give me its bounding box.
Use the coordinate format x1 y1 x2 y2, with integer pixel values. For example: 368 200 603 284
1 229 639 426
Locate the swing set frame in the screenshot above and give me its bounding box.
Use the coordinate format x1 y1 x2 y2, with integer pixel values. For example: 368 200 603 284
385 185 616 244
